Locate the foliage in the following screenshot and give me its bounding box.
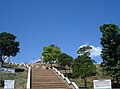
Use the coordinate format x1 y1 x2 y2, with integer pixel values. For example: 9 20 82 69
100 24 120 86
78 56 96 77
77 45 92 57
0 32 20 62
42 44 61 66
57 53 73 74
72 59 81 78
57 53 73 67
72 45 96 88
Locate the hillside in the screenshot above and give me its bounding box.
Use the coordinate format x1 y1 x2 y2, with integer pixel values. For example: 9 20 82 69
1 63 28 89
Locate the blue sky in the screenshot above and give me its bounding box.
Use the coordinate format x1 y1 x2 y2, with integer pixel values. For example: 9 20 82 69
0 0 120 64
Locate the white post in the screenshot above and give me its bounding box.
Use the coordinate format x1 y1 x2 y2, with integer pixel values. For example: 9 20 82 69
26 67 31 89
52 67 55 70
57 71 61 75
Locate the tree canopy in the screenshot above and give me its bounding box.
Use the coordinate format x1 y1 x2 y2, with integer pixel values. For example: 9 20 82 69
77 45 92 57
57 52 73 68
42 44 61 66
100 24 120 86
57 52 73 74
0 32 20 62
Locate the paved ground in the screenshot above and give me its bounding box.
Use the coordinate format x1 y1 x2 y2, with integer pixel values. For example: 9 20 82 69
31 66 73 89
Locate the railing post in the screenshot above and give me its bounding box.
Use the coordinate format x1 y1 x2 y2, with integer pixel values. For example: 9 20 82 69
26 67 31 89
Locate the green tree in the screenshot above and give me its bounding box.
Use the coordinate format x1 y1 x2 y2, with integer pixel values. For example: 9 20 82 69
57 53 73 74
72 45 96 88
0 32 20 87
42 44 61 67
100 24 120 87
72 59 81 78
0 32 20 62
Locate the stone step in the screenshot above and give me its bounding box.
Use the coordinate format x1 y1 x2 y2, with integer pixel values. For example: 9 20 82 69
32 87 73 89
32 84 68 87
31 67 73 89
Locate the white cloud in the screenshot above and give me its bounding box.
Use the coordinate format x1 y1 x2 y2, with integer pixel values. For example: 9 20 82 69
90 45 102 57
79 45 102 57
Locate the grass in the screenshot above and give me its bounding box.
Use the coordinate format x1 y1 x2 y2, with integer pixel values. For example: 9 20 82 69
1 63 28 89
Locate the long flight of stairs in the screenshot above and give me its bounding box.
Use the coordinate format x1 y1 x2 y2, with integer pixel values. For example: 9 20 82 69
31 66 73 89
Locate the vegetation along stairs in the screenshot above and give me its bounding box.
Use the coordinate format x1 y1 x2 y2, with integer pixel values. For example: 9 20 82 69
31 66 73 89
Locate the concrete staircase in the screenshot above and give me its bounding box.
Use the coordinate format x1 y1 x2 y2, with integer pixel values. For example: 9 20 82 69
31 67 73 89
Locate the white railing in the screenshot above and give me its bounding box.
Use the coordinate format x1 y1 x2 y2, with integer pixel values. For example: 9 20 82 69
26 67 31 89
60 74 65 79
52 67 79 89
65 77 71 85
71 82 79 89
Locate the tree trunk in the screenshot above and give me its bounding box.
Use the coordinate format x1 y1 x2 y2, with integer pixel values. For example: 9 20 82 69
84 78 87 88
113 77 115 82
116 76 120 87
